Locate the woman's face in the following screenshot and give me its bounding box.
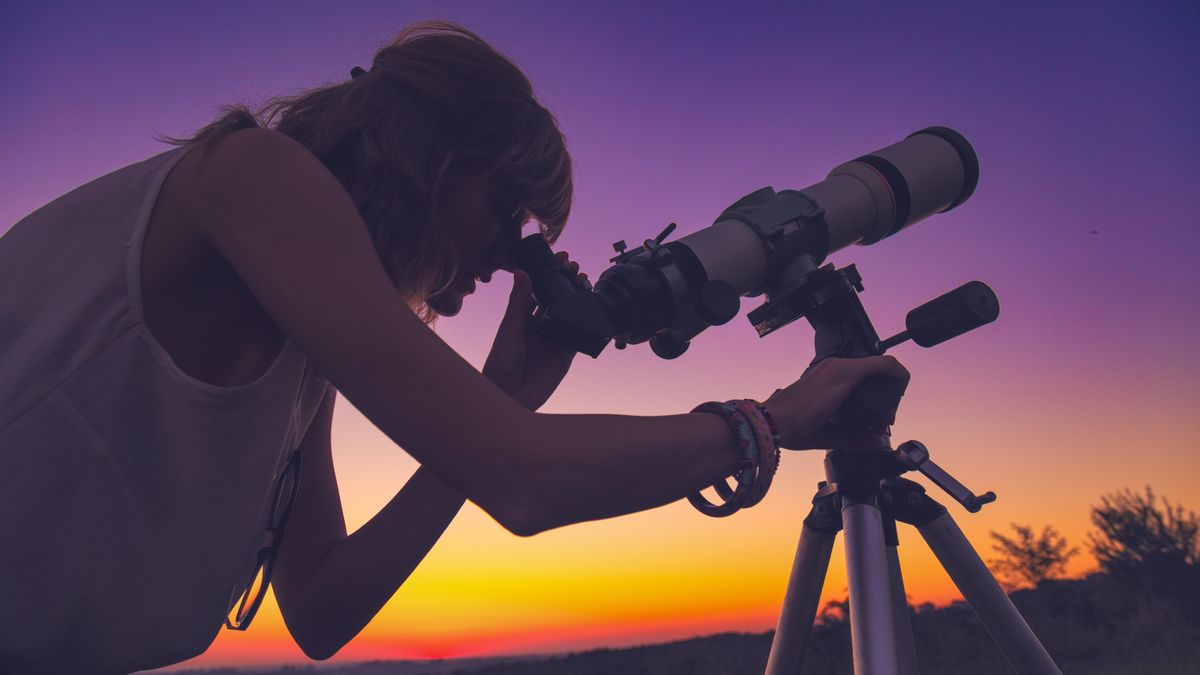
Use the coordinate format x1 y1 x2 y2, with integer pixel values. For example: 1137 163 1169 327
426 167 527 317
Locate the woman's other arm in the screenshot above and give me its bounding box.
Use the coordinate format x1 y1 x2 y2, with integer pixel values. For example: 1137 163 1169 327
271 385 466 659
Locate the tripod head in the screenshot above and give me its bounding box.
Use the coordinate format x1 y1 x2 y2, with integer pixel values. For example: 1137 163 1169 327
752 249 1002 512
767 251 1000 510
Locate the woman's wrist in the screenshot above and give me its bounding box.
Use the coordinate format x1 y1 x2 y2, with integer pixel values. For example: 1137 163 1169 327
758 400 792 447
685 399 782 517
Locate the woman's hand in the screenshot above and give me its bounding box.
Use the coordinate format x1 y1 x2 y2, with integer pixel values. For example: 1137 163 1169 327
483 251 588 411
762 355 911 450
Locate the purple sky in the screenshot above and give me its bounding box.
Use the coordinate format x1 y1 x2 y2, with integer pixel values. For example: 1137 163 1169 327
6 0 1195 422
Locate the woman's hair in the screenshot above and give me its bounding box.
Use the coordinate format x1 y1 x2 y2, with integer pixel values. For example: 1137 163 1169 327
166 20 573 325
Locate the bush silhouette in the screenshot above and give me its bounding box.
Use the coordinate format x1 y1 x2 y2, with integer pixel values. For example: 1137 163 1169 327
1088 487 1198 574
1088 486 1199 601
988 523 1078 590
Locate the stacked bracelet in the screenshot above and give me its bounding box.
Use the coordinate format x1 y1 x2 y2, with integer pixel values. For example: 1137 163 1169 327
687 399 782 517
753 401 784 449
733 400 779 506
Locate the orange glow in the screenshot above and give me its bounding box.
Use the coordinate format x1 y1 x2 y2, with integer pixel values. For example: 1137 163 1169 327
163 368 1195 670
155 292 1200 671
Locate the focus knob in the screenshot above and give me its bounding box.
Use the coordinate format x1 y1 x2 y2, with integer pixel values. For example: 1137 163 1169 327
696 280 739 326
650 333 690 359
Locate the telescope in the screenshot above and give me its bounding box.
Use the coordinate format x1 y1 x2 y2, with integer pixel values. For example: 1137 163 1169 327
509 125 982 360
509 127 1067 673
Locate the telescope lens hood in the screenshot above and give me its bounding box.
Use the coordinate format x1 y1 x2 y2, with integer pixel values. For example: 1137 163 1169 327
907 126 979 212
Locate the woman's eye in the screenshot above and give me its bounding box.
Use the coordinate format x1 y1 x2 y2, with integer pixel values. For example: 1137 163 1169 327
493 231 524 271
493 201 517 223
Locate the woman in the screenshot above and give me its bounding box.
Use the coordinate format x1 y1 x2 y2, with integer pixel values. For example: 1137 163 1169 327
0 20 908 673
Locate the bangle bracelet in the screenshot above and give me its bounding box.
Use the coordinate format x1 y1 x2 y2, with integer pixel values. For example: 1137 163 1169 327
686 398 784 517
733 400 780 508
687 401 760 517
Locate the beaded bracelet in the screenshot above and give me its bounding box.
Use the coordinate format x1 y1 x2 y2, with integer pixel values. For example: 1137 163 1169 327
753 401 784 448
686 402 757 517
750 400 783 499
687 399 782 517
732 400 779 508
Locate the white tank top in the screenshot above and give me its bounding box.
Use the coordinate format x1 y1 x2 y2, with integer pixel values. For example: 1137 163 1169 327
0 145 331 673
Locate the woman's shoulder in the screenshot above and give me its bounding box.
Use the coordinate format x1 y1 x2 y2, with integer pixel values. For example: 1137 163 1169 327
174 128 331 199
202 126 313 163
166 127 354 251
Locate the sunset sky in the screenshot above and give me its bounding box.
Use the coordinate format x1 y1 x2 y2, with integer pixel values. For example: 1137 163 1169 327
3 0 1198 670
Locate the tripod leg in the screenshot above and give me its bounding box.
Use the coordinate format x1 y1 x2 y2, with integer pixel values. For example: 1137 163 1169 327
767 484 841 675
843 502 900 675
918 512 1062 675
765 523 836 675
885 545 920 675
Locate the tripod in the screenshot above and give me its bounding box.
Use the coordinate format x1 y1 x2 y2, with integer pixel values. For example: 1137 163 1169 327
742 255 1062 674
763 445 1061 675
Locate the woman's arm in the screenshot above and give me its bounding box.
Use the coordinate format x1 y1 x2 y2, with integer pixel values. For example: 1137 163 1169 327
272 386 466 660
272 374 574 659
184 128 744 537
273 398 737 660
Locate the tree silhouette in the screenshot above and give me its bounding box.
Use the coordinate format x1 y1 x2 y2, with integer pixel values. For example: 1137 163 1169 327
1087 486 1199 578
817 596 850 626
988 523 1078 590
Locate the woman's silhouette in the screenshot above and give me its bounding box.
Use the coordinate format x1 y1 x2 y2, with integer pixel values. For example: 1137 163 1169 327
0 20 907 673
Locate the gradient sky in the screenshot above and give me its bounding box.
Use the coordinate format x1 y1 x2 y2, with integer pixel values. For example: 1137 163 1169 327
3 0 1198 670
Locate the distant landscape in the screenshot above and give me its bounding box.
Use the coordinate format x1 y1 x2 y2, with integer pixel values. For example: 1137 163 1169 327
176 487 1200 674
